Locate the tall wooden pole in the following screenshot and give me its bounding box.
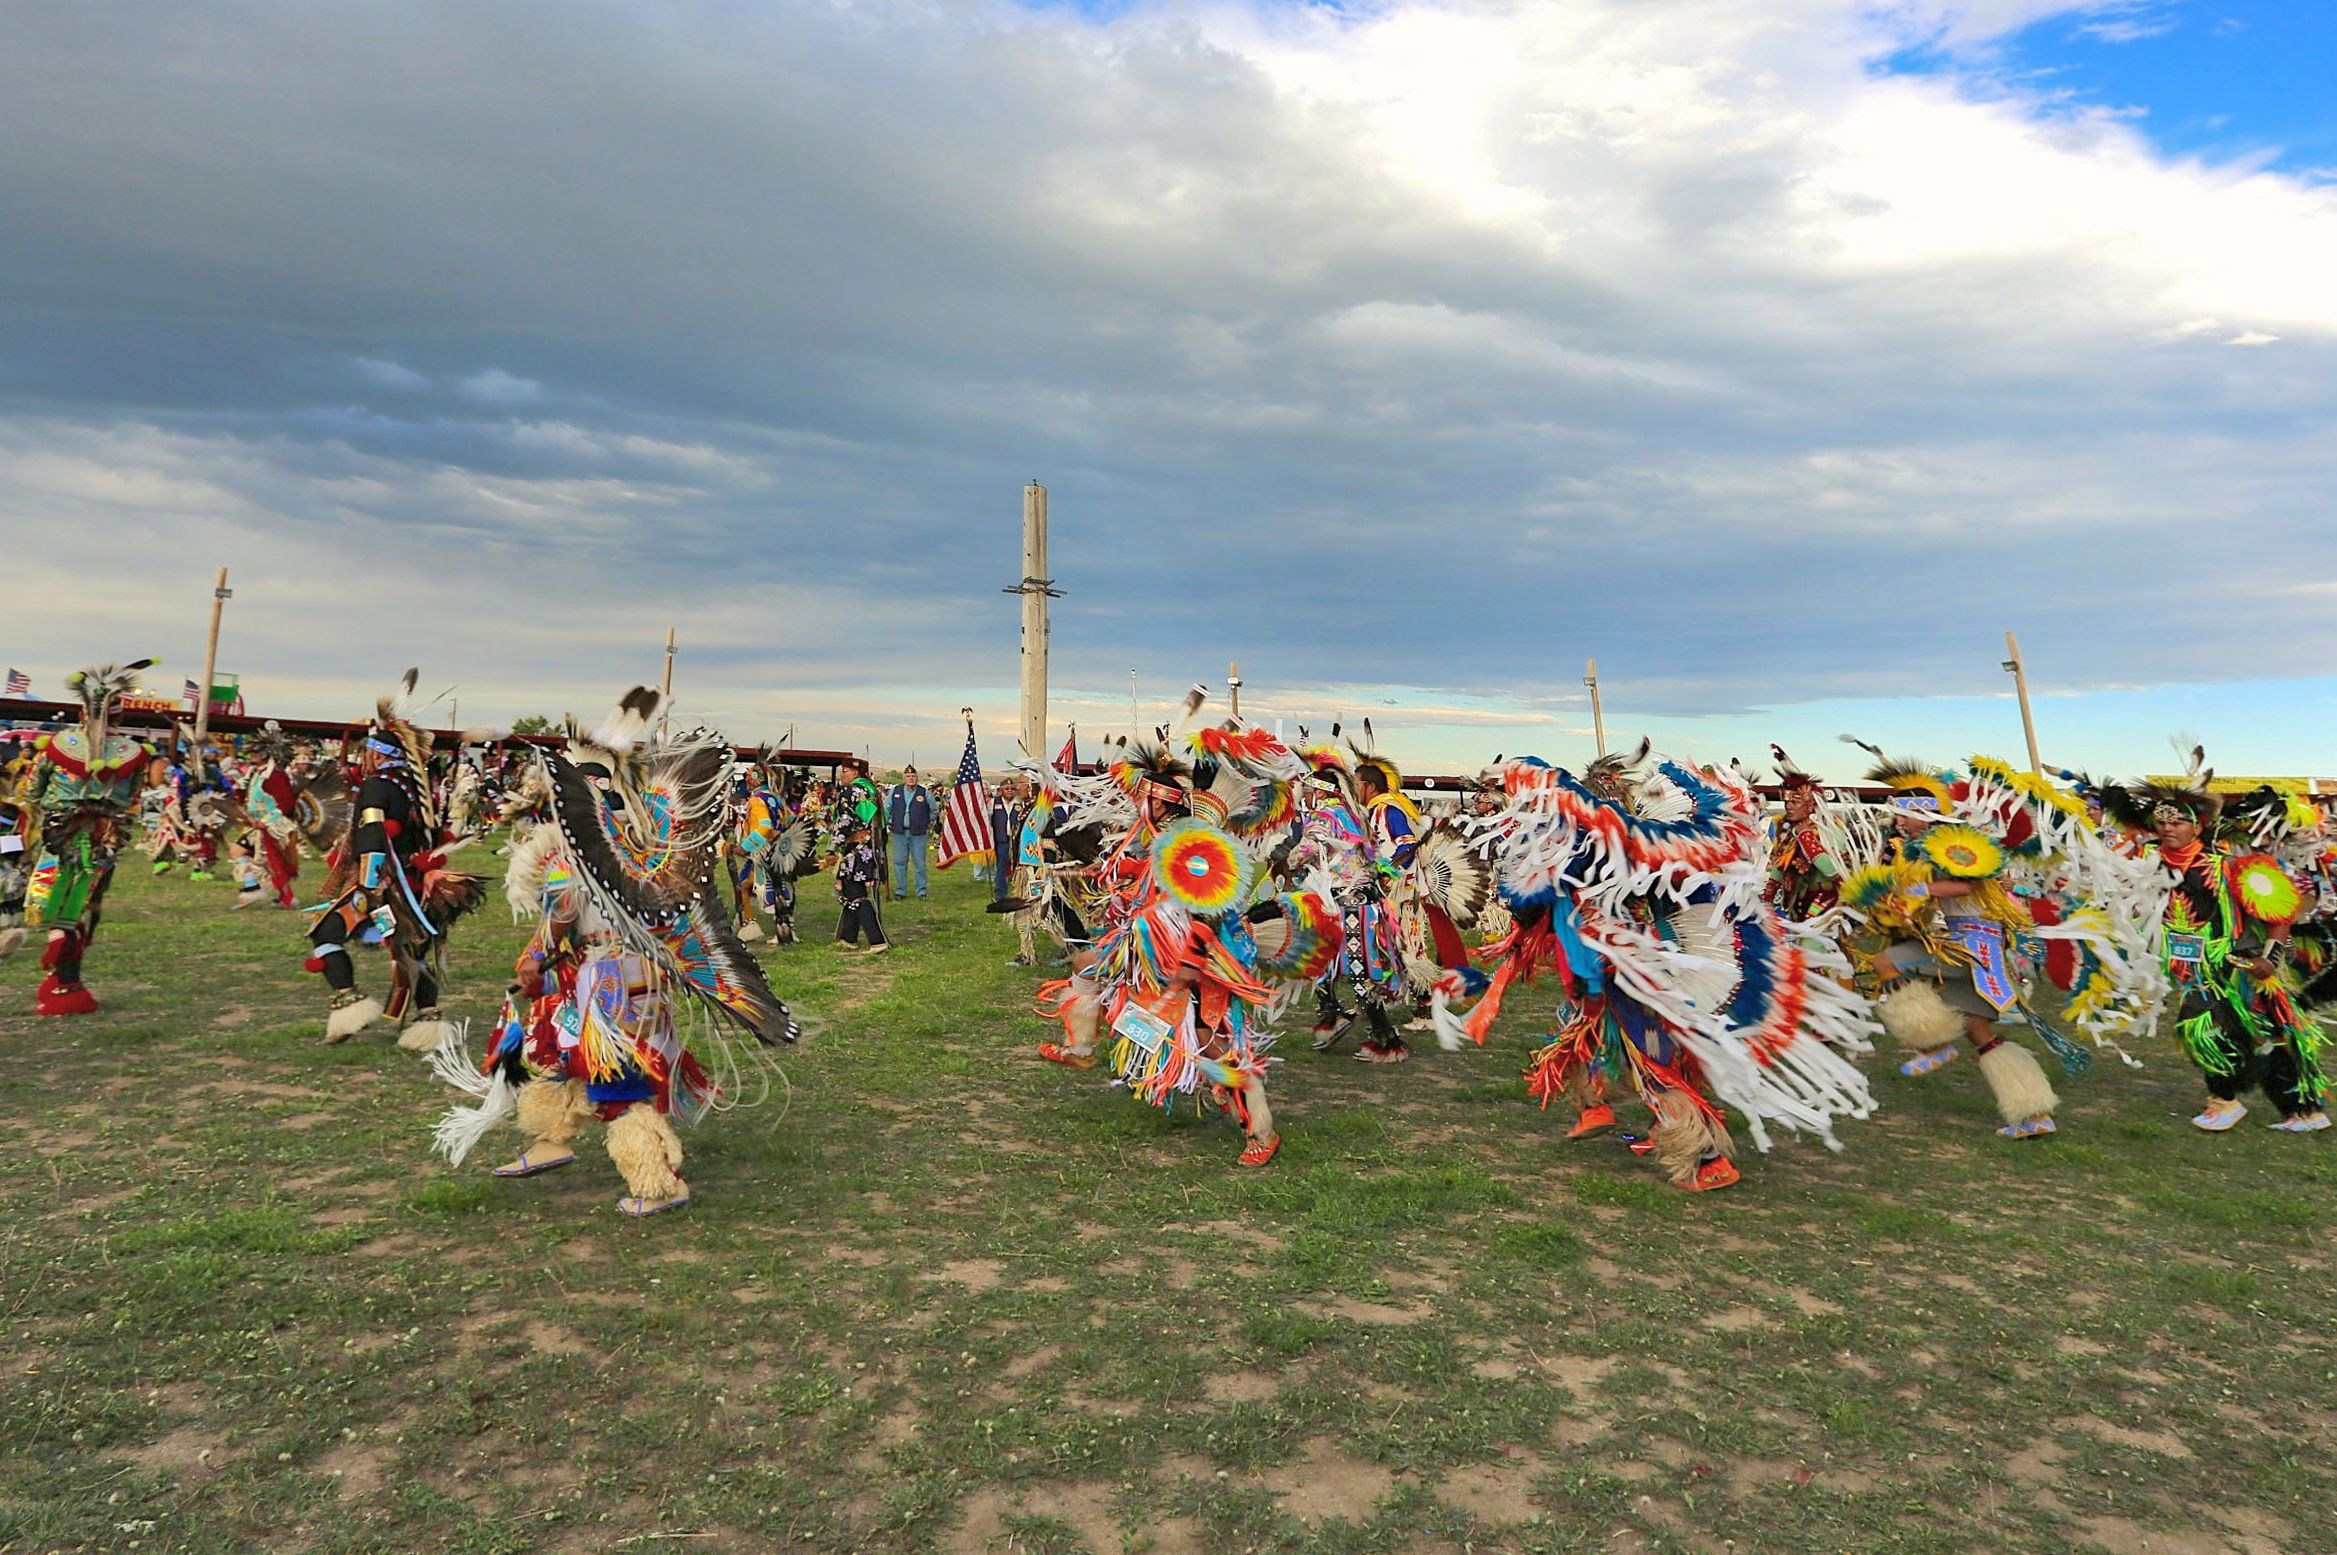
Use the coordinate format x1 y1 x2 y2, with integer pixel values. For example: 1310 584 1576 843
1228 661 1242 719
1584 657 1607 758
191 566 231 777
659 626 676 738
1012 483 1052 759
2003 631 2043 774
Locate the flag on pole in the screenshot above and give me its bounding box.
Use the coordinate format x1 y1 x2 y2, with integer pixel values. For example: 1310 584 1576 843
182 679 202 709
2 668 29 699
936 720 993 869
1053 727 1077 774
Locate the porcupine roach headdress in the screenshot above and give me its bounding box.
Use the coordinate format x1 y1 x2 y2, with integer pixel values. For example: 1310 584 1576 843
1839 734 1955 815
1582 736 1652 804
2098 745 2221 833
1771 743 1816 793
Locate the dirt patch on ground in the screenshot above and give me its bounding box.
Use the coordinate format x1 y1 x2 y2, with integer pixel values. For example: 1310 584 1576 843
1702 1305 1766 1333
923 1259 1004 1292
1274 1438 1397 1524
1328 1295 1424 1326
315 1439 395 1499
2073 1416 2192 1459
1202 1370 1277 1404
2078 1515 2239 1555
1440 1451 1545 1525
524 1321 588 1356
119 1424 225 1486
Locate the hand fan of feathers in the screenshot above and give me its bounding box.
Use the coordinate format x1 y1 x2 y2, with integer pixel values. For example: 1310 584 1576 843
291 766 352 854
185 789 249 836
1408 823 1491 928
544 751 795 1046
768 817 824 880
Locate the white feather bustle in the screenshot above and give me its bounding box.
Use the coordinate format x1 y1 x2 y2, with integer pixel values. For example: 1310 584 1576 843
503 827 560 921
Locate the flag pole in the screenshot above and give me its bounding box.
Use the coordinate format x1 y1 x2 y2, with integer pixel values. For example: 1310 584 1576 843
1228 660 1242 719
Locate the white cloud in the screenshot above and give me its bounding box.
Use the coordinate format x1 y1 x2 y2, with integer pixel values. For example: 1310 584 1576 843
352 356 429 391
1 1 2334 773
457 369 544 406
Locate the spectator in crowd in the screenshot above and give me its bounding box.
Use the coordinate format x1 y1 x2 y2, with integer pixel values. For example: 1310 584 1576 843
987 778 1023 905
888 764 934 900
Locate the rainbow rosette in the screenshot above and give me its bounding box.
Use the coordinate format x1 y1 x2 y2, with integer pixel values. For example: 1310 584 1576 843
1150 817 1255 917
1251 890 1343 980
2226 853 2303 926
1910 823 2004 880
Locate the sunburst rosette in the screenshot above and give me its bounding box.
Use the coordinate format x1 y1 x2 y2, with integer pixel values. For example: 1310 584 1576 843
1250 890 1343 981
1907 823 2004 880
2226 853 2303 926
1150 817 1255 917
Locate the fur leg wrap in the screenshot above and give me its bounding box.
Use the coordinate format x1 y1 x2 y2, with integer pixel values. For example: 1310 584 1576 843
1649 1092 1732 1187
1975 1039 2059 1125
606 1103 685 1203
396 1011 456 1053
1877 980 1963 1055
326 993 386 1041
0 926 24 961
1062 983 1102 1057
514 1077 594 1149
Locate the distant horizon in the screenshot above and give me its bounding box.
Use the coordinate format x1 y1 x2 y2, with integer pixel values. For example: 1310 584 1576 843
5 3 2334 787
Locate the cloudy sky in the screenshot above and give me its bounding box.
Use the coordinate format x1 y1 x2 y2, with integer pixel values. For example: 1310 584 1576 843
3 0 2334 780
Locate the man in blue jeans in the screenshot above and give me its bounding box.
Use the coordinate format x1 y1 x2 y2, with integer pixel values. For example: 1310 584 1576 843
888 766 934 899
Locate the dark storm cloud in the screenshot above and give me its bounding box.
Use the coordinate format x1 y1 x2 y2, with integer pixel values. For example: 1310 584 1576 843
1 0 2333 758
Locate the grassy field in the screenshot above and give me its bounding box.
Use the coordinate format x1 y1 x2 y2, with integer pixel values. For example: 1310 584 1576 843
3 849 2333 1555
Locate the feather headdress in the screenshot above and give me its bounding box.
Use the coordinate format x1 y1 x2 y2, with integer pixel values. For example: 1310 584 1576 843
1583 737 1652 803
64 659 155 717
1770 742 1816 793
367 667 433 774
1839 735 1954 815
2099 744 2220 832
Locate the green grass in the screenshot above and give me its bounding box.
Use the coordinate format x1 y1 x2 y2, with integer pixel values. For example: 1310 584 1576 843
3 854 2336 1553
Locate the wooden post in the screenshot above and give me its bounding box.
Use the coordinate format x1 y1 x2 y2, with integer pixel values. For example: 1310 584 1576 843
2003 631 2043 774
191 566 231 777
1012 483 1053 759
659 626 676 738
1228 661 1242 719
1583 657 1607 758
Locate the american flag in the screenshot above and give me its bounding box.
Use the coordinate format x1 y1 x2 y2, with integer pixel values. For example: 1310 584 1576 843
935 720 992 869
1 668 28 699
182 679 202 708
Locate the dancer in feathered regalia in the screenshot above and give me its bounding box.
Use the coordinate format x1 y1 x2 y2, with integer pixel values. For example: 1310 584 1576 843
17 662 156 1014
2102 760 2328 1134
1834 746 2166 1140
304 669 486 1048
1290 735 1410 1062
238 721 310 910
1443 749 1878 1191
1763 746 1844 921
1034 697 1340 1167
428 689 801 1215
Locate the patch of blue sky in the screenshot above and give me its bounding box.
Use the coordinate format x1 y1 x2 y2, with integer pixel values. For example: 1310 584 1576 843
1878 2 2337 177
